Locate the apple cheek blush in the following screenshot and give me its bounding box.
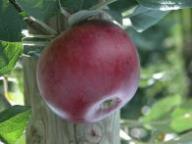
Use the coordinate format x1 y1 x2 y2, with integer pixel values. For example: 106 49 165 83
37 19 140 123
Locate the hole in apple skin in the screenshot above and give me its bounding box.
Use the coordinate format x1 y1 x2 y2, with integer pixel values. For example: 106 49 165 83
96 97 122 114
85 96 123 122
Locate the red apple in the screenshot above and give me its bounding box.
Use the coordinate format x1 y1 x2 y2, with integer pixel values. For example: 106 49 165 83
37 19 140 123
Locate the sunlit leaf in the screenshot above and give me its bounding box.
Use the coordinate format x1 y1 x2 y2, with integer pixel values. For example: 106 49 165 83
170 102 192 133
0 106 31 144
137 0 192 11
142 95 182 123
0 41 23 75
171 112 192 133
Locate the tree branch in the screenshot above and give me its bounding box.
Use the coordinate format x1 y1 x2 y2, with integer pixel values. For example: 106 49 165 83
24 17 57 35
9 0 23 13
58 0 70 18
0 76 11 108
8 0 57 35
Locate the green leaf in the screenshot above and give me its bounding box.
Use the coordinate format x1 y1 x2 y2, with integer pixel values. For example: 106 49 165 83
108 0 138 23
106 9 123 24
15 134 26 144
0 41 23 75
142 95 182 123
61 0 98 13
0 105 30 122
0 106 31 144
137 0 192 10
17 0 59 21
170 101 192 133
171 110 192 133
0 0 25 41
109 0 138 13
129 6 169 32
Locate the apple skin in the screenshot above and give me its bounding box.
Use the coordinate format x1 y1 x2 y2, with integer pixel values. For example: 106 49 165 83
37 20 140 123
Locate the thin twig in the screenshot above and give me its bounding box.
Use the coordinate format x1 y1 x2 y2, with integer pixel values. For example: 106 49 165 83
9 0 23 13
24 17 57 35
8 0 57 35
0 76 11 108
22 41 50 47
58 0 70 18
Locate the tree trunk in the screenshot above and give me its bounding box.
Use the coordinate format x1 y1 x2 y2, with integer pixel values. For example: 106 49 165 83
22 55 120 144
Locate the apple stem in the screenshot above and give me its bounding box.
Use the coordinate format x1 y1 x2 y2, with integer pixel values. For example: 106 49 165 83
90 0 118 10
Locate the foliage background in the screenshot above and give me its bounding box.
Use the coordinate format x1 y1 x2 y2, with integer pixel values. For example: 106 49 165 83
0 0 192 144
